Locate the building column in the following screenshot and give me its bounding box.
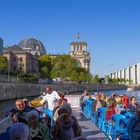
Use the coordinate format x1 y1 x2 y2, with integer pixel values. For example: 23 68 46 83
135 65 137 84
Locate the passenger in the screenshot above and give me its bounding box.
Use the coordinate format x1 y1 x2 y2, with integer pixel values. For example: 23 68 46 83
128 96 139 114
92 93 106 124
54 102 71 122
119 94 129 108
107 92 116 103
80 90 91 111
105 100 115 121
10 122 29 140
40 86 60 111
127 106 140 140
101 92 106 102
115 96 125 114
12 99 31 124
23 98 35 111
27 110 51 140
52 104 81 140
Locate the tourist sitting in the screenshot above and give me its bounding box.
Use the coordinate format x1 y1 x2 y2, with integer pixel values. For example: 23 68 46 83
27 110 51 140
10 122 29 140
127 106 140 140
119 94 129 109
52 104 81 140
80 90 91 111
105 100 115 121
92 93 106 124
115 96 125 114
11 99 32 124
128 96 139 114
101 92 106 102
107 93 116 103
53 101 69 122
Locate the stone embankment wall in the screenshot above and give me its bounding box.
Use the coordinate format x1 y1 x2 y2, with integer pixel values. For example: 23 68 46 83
0 82 126 101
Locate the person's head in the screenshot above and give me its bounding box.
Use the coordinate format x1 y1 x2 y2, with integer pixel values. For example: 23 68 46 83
136 106 140 118
101 92 106 98
111 92 116 98
15 99 25 112
115 96 122 105
45 86 52 94
107 100 115 108
58 103 72 116
84 90 89 96
61 99 67 105
58 91 65 99
23 98 29 107
130 96 137 105
26 110 39 129
10 122 29 140
95 93 100 101
59 113 71 124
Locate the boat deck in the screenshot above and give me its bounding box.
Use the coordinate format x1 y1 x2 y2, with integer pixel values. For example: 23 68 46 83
73 108 108 140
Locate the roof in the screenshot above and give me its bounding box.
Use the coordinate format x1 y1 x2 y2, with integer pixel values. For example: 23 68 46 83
3 45 26 53
70 41 87 46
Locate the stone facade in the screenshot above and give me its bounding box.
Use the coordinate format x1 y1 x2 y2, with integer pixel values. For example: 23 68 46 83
70 41 90 71
3 45 38 74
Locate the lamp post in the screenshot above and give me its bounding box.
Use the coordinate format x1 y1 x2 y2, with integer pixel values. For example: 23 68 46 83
8 58 10 82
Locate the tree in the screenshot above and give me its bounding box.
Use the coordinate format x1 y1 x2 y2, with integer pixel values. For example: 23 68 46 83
0 55 7 74
92 74 99 84
38 55 52 78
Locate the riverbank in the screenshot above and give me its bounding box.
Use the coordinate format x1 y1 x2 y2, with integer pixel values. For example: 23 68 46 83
0 82 126 101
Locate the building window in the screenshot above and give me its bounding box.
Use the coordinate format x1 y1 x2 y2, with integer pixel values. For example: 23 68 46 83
80 46 82 51
74 46 75 51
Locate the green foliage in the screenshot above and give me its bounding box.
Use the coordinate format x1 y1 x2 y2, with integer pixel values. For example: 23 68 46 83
92 74 99 84
38 55 52 78
50 55 91 81
0 55 7 73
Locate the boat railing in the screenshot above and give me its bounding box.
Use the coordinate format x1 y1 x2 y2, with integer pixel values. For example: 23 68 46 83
0 116 11 133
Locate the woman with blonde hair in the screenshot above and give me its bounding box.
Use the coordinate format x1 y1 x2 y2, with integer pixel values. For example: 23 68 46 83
115 96 124 114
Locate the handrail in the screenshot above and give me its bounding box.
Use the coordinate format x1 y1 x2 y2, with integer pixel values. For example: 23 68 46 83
0 116 10 125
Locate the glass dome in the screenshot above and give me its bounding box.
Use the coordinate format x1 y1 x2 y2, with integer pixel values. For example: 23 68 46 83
18 38 46 55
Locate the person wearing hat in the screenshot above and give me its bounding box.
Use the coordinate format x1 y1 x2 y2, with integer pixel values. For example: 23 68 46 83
127 106 140 140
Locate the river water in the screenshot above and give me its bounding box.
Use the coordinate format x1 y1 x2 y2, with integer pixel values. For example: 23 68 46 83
0 89 140 120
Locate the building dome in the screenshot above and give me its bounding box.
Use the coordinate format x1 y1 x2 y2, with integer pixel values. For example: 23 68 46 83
18 38 46 55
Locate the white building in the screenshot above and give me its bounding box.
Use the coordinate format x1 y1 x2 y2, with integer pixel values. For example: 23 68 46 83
70 41 90 71
109 63 140 85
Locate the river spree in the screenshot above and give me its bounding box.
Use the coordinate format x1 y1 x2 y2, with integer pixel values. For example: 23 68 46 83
0 89 140 119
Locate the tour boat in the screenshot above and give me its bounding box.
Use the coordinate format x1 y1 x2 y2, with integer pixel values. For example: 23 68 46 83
0 96 133 140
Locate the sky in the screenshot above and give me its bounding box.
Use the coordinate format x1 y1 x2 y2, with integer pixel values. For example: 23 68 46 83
0 0 140 77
